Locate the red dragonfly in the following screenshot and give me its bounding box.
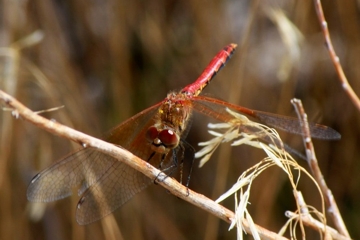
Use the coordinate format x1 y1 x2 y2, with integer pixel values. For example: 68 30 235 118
27 43 340 225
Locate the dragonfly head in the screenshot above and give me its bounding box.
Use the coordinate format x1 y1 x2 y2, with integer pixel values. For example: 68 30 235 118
146 126 180 154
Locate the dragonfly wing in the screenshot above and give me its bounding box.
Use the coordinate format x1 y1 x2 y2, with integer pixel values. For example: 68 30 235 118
192 96 340 140
250 111 341 140
28 102 166 221
27 148 117 202
75 158 151 225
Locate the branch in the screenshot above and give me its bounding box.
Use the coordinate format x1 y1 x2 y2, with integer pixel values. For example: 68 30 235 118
291 98 350 238
285 210 349 240
286 191 350 240
0 89 288 240
314 0 360 111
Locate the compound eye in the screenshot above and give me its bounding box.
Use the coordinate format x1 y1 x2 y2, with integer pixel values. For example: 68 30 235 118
146 126 159 143
158 129 179 148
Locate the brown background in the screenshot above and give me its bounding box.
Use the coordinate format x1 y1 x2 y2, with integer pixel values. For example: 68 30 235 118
0 0 359 239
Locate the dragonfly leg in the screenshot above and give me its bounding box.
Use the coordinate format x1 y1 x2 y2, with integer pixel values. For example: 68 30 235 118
177 144 185 185
181 140 195 196
147 151 156 162
154 153 176 184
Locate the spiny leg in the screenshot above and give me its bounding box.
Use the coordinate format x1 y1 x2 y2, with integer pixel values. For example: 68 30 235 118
146 150 168 184
153 153 167 184
154 150 178 184
180 140 195 196
178 143 185 185
147 151 156 162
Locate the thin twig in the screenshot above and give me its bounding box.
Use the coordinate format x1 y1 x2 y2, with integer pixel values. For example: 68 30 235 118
0 89 288 240
291 98 350 238
286 211 350 240
314 0 360 111
292 191 331 240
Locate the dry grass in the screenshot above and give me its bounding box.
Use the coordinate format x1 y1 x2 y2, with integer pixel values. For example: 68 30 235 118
0 0 359 239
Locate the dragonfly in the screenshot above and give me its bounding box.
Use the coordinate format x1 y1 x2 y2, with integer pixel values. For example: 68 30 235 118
27 43 340 225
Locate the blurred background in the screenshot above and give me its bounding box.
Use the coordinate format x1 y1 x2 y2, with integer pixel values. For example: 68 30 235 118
0 0 359 239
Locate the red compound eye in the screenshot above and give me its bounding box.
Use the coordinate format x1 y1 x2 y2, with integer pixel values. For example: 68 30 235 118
158 129 179 148
146 126 159 142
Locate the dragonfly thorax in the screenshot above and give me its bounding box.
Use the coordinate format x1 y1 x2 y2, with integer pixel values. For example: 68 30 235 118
159 92 192 131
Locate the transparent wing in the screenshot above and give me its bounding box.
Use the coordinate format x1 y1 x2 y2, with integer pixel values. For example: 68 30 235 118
27 148 117 202
191 95 340 140
27 102 170 224
75 159 151 224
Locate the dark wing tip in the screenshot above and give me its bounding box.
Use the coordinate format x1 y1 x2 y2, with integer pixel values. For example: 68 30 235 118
76 196 103 225
309 123 341 140
27 172 72 202
27 173 41 201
